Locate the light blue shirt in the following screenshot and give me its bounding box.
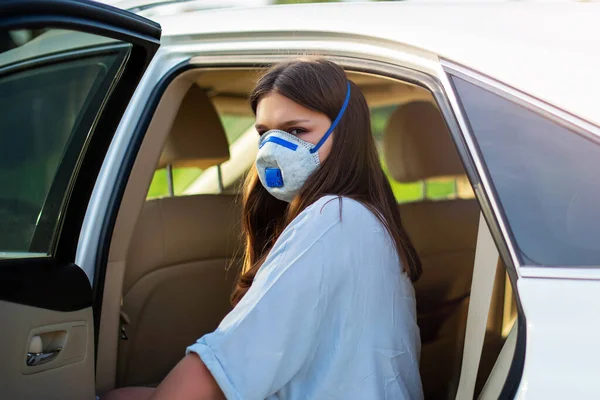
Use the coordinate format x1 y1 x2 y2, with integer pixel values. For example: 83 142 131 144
187 196 423 399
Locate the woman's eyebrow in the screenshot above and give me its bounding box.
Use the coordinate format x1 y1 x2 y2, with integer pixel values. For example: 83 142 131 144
255 119 311 131
280 119 310 128
281 119 310 127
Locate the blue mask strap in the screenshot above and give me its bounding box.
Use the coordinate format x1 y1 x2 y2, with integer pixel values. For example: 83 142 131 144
309 81 351 154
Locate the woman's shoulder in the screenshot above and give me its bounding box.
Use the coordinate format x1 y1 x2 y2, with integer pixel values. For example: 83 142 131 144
302 195 381 227
279 196 386 250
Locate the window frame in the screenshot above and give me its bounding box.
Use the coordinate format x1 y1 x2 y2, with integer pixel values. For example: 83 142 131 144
87 36 529 395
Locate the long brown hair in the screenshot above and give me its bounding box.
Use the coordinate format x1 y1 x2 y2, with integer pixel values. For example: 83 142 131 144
231 58 421 305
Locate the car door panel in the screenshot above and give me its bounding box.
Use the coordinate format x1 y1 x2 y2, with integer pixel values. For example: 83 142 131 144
0 1 160 398
0 302 95 400
0 260 93 400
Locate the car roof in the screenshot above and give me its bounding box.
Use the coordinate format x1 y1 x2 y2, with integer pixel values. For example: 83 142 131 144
154 2 600 127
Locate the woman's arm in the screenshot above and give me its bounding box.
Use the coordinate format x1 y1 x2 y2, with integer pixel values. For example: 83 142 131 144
151 354 225 400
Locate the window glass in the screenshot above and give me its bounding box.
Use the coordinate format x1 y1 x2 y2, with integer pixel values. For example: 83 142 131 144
148 101 466 203
0 29 128 256
371 106 459 203
147 114 255 199
451 75 600 266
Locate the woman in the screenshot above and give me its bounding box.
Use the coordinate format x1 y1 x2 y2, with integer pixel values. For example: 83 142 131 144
107 58 423 400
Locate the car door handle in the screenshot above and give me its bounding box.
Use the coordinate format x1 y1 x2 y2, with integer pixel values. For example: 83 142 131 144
26 347 62 366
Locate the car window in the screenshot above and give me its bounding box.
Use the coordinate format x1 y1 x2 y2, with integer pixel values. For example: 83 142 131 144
451 75 600 266
148 103 467 202
0 29 129 257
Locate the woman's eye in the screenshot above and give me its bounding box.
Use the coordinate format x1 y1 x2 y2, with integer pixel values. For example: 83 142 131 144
289 128 306 135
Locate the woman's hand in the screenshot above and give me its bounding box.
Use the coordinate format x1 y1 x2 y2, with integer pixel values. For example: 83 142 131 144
151 354 225 400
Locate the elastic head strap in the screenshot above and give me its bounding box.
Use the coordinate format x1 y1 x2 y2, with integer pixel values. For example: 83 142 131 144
310 81 351 154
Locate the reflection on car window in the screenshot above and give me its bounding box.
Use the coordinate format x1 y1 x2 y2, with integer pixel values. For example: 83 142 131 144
0 29 42 53
0 29 128 257
451 75 600 266
0 29 117 68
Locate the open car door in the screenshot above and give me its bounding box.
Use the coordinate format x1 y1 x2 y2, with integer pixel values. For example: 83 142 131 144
0 1 160 398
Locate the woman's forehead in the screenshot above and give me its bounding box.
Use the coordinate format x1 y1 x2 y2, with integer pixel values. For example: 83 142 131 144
256 92 320 124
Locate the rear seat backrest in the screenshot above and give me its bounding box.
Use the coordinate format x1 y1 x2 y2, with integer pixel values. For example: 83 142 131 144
118 85 242 387
122 195 242 296
384 101 479 399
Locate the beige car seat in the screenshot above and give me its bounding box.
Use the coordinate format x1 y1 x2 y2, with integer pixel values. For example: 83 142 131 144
384 101 480 399
118 85 243 386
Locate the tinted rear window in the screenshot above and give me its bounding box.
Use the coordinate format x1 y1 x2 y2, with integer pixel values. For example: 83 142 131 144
451 75 600 266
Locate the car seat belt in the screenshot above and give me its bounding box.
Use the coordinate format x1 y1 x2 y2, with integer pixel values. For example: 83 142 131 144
456 213 499 400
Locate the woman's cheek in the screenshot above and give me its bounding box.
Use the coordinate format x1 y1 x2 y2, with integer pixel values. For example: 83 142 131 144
317 137 333 162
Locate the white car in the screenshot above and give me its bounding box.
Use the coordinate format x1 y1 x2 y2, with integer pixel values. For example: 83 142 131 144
1 1 599 399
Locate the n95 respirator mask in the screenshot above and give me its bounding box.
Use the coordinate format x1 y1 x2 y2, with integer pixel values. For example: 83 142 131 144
255 82 351 202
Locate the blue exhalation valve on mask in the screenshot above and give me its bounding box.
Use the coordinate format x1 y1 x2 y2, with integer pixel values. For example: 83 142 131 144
265 167 284 188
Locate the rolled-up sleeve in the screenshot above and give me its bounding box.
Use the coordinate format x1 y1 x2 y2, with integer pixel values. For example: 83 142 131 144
187 202 342 399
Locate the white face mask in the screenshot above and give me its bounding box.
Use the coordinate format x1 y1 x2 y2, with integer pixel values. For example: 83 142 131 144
255 82 351 202
256 130 321 202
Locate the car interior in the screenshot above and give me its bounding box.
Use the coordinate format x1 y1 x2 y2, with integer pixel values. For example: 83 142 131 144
98 66 519 399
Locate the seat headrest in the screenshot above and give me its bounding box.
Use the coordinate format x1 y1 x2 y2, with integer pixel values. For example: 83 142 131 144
383 101 465 182
158 84 230 169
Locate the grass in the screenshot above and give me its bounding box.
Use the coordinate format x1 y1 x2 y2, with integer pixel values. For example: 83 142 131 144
147 167 203 198
382 162 425 203
383 165 457 204
427 180 457 199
